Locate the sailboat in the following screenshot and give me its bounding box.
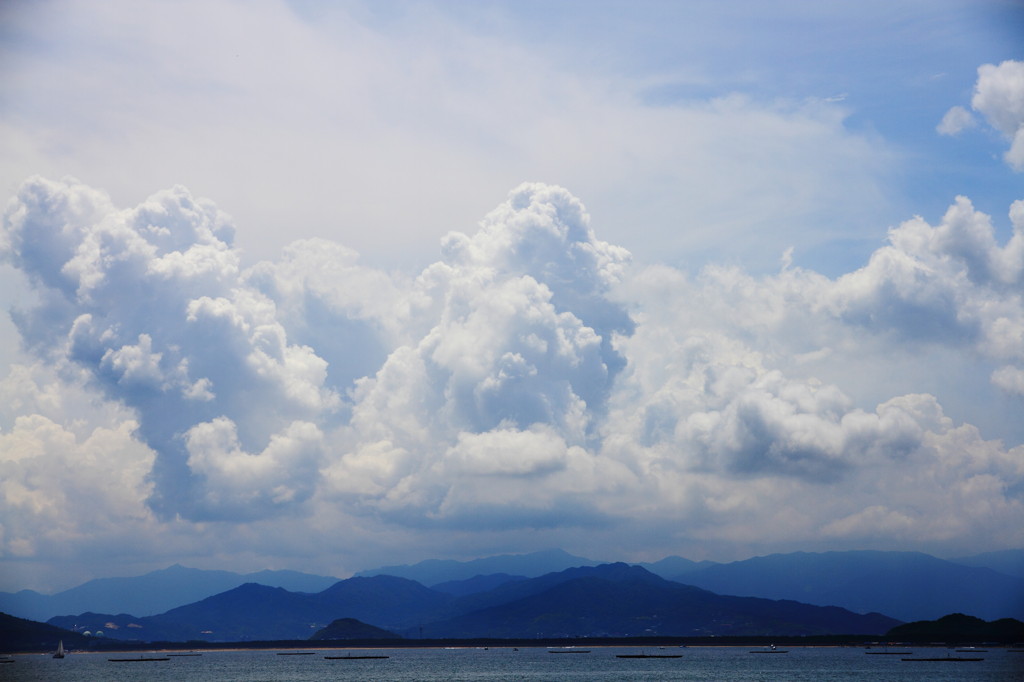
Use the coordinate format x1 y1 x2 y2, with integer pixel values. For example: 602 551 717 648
53 641 65 659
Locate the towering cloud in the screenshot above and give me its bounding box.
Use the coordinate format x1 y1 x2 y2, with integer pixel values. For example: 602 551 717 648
3 177 339 520
1 179 635 527
2 176 1023 574
323 183 635 527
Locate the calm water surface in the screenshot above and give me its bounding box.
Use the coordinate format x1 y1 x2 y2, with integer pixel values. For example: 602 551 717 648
2 646 1022 681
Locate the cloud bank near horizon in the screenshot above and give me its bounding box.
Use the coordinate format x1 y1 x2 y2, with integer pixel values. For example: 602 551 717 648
2 167 1023 585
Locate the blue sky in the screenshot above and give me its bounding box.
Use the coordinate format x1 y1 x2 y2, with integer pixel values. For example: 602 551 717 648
1 0 1023 592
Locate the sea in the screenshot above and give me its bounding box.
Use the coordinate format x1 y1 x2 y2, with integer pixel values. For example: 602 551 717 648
2 645 1022 681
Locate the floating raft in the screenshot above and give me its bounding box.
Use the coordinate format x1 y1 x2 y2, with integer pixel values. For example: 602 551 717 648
865 651 911 655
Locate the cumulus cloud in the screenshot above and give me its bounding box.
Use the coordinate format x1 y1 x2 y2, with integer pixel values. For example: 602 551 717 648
326 183 635 526
2 176 343 520
185 417 325 518
2 176 1024 577
0 362 156 569
826 196 1024 369
950 60 1024 170
600 189 1024 549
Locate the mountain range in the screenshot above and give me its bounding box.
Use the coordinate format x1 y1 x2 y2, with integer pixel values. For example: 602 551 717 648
949 548 1024 579
673 550 1024 622
354 548 600 583
0 564 340 622
46 563 899 641
363 549 1024 623
3 548 1021 629
411 563 898 638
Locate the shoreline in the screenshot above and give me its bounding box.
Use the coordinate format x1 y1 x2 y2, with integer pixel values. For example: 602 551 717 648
6 635 1019 656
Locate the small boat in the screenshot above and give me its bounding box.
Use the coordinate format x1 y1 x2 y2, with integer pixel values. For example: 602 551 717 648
324 654 390 659
108 656 170 662
53 641 65 659
750 644 788 653
901 655 983 662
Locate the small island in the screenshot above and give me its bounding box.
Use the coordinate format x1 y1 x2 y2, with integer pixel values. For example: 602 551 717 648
309 617 400 641
885 613 1024 644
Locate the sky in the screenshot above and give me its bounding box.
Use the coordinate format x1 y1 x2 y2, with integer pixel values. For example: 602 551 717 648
1 0 1023 593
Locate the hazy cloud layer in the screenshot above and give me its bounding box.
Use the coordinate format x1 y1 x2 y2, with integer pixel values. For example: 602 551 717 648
3 176 1022 583
0 0 911 274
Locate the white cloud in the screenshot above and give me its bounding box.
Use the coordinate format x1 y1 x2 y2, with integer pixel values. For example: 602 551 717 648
0 414 154 546
972 61 1024 139
2 0 1023 593
0 0 900 272
991 365 1024 396
186 417 325 518
3 179 1024 576
937 105 975 135
825 196 1024 371
0 362 158 586
970 60 1024 170
101 334 165 389
306 182 1002 554
326 184 635 527
1 176 344 521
